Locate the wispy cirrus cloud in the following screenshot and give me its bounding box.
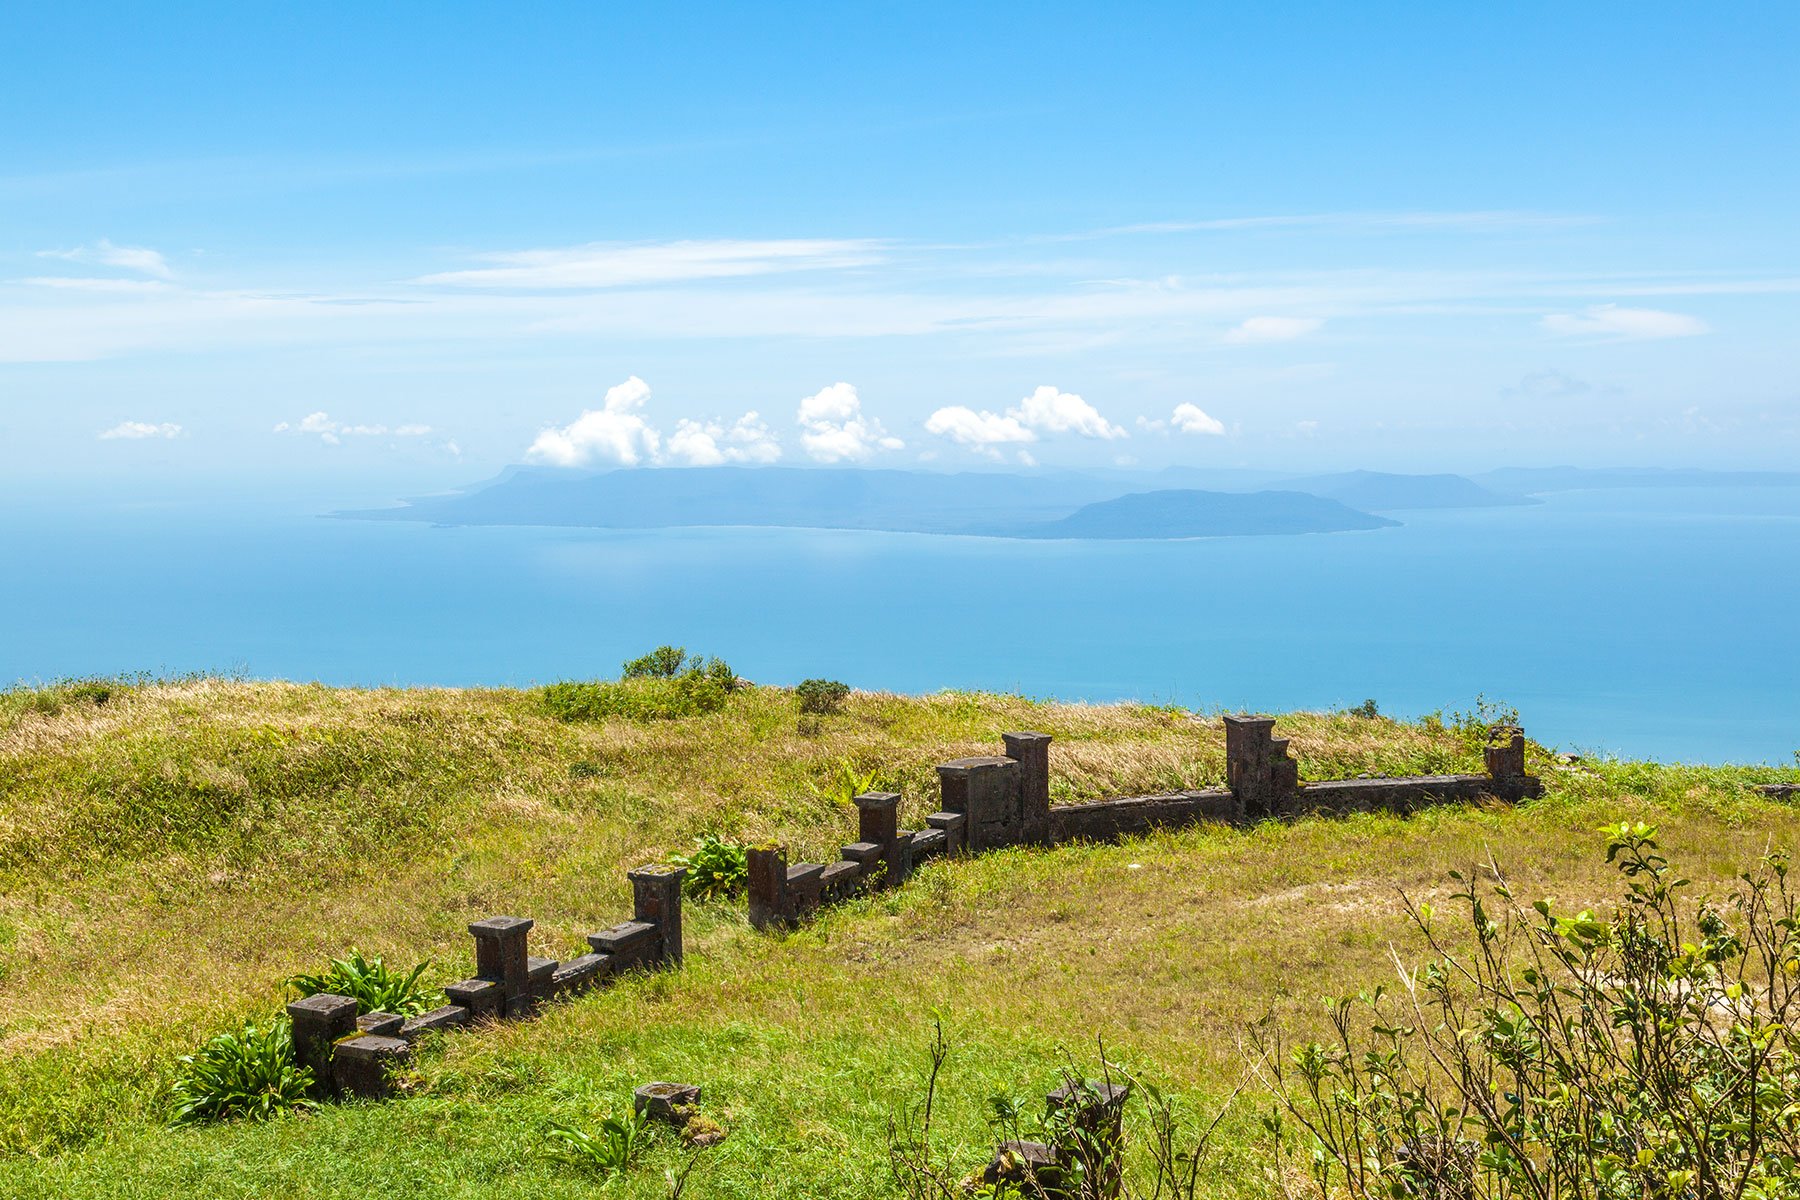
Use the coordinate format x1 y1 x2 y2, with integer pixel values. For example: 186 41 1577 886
1223 315 1322 344
1540 303 1709 341
274 412 435 446
99 420 183 439
418 237 885 289
38 238 173 279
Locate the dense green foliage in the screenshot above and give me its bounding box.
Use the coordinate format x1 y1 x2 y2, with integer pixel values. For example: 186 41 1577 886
167 1023 312 1126
543 1109 647 1175
796 678 852 715
670 834 750 901
1256 825 1800 1199
288 949 437 1017
542 648 738 722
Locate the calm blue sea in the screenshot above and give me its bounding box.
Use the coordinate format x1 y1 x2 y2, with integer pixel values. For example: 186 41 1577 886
3 486 1796 764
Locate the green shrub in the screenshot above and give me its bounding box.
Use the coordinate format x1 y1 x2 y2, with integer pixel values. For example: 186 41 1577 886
540 674 731 722
622 645 689 679
288 948 435 1016
670 834 749 900
168 1022 312 1125
808 758 881 806
795 678 851 715
1252 824 1800 1200
1345 698 1379 719
543 1110 646 1175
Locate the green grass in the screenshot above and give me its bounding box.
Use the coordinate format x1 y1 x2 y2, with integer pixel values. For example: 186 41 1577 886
0 679 1797 1197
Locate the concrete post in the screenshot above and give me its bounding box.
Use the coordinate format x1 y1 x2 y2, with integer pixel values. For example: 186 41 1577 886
630 863 686 967
854 791 907 886
747 844 789 930
286 992 358 1097
1003 732 1052 844
469 916 533 1007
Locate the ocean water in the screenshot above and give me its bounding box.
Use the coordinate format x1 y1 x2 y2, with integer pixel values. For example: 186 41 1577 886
3 486 1796 764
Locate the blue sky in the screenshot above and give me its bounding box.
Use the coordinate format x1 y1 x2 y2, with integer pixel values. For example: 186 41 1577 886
4 2 1798 495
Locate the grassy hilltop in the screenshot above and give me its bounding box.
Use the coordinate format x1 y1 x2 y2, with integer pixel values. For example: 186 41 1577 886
1 678 1797 1198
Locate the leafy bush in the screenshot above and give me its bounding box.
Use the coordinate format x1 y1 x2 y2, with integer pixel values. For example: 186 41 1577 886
795 678 851 715
808 758 881 806
168 1022 312 1125
670 834 750 900
1252 823 1800 1200
622 645 689 679
1345 698 1379 719
540 675 731 722
288 948 435 1016
544 1110 646 1175
544 650 738 723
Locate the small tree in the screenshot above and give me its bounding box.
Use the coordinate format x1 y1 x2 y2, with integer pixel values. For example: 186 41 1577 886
1252 824 1800 1200
796 678 851 715
623 646 688 679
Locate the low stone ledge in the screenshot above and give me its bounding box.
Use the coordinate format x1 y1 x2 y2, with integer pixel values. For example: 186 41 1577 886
820 859 861 900
444 977 504 1020
550 952 613 995
1757 783 1799 800
355 1011 405 1037
333 1034 410 1100
1048 789 1234 843
399 1005 469 1041
587 920 657 958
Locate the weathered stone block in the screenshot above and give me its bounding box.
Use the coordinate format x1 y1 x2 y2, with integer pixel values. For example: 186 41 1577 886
444 977 504 1019
333 1034 409 1100
853 790 901 846
634 1081 701 1126
469 915 533 1001
785 862 827 916
286 992 358 1097
629 863 686 967
398 1004 469 1041
748 844 790 930
355 1011 405 1037
820 859 861 901
587 920 657 970
937 755 1023 851
924 810 967 855
910 826 948 860
840 841 882 868
984 1140 1066 1195
1225 715 1298 819
550 952 612 995
1003 731 1052 844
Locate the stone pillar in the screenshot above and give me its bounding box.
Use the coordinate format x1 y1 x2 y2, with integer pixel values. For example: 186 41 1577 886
854 791 909 886
469 916 533 1009
937 755 1023 851
1225 715 1298 818
1003 732 1052 844
747 844 789 930
630 863 686 966
333 1034 410 1100
287 992 358 1097
1484 727 1526 779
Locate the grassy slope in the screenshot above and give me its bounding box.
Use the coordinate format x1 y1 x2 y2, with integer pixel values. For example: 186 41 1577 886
0 681 1796 1198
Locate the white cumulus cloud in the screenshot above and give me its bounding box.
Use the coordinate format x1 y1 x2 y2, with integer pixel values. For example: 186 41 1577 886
924 384 1126 456
526 376 660 466
1010 385 1127 439
274 412 436 447
796 382 903 462
1170 403 1226 435
39 238 173 279
1540 304 1708 341
666 412 783 466
99 420 183 440
924 406 1035 454
1223 316 1322 343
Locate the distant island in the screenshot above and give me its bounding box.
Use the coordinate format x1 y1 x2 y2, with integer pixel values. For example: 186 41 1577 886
342 464 1797 541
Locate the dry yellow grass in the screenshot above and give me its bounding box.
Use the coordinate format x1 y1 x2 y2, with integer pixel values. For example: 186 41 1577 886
0 679 1795 1196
